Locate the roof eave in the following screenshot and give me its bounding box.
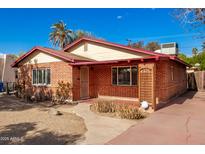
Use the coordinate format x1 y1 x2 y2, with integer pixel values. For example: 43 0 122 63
69 56 160 66
169 56 191 67
11 47 75 68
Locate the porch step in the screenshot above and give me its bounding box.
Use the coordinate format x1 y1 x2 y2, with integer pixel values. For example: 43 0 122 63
98 95 139 102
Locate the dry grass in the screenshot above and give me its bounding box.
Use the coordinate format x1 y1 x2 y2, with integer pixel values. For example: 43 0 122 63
0 95 87 145
90 99 147 120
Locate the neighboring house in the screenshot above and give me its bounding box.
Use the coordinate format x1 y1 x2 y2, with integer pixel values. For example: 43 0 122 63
0 53 16 87
12 37 189 110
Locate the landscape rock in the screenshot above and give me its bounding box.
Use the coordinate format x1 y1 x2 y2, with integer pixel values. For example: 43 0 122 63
65 99 78 105
65 99 72 103
49 108 62 116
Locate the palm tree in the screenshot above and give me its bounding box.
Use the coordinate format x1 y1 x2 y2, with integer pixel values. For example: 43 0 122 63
49 21 76 49
192 48 198 56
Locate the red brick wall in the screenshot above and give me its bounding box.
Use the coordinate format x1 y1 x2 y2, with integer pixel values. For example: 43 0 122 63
73 60 187 102
18 61 73 100
155 59 187 102
72 63 138 100
92 64 138 98
18 59 187 103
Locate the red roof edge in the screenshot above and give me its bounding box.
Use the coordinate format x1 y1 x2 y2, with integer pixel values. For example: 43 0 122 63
11 46 74 67
69 56 160 66
169 55 191 67
69 55 190 67
63 37 167 56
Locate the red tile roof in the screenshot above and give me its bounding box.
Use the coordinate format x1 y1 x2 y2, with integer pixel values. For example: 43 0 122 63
11 37 190 67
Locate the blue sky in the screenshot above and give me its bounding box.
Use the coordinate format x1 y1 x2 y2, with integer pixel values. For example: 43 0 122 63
0 8 204 56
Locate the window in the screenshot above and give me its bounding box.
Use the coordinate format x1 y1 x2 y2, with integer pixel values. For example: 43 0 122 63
32 68 51 85
112 66 138 86
118 67 130 85
112 68 117 85
47 69 51 84
131 67 138 85
33 70 37 84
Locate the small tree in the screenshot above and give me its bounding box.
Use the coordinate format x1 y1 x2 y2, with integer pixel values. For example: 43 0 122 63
15 64 33 101
54 81 72 104
178 53 189 62
130 41 144 49
75 30 94 39
173 8 205 38
145 42 160 51
202 42 205 51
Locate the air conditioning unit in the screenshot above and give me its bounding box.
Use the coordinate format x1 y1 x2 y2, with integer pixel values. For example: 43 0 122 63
160 42 178 55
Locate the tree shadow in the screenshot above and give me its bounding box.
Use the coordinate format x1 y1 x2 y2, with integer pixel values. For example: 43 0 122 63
23 131 84 145
156 90 197 111
0 95 33 111
0 94 56 112
0 122 85 145
16 63 53 102
187 72 198 90
0 122 36 144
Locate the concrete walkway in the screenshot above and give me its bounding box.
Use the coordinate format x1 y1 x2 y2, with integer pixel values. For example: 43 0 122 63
108 91 205 144
58 103 137 144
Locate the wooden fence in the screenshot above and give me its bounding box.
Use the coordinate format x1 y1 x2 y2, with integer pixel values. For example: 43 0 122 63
188 71 205 91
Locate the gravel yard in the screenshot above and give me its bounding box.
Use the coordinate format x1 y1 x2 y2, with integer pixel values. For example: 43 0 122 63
0 95 87 145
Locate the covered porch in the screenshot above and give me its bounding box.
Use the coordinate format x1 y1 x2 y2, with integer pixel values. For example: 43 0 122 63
71 57 157 110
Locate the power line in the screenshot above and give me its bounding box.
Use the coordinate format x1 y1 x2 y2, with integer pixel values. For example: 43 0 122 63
129 33 202 41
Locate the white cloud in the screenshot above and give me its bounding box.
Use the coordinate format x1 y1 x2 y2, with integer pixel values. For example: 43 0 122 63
117 15 122 19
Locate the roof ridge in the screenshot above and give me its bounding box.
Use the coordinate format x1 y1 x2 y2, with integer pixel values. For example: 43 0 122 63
63 37 167 56
38 46 63 52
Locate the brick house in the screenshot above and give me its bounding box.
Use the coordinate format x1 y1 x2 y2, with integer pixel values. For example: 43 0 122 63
12 37 189 110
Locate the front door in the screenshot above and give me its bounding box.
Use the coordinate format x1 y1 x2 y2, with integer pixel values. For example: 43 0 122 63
80 66 89 99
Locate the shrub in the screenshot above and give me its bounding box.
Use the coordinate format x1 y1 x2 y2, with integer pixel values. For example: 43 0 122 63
92 100 116 113
53 81 72 104
91 99 145 119
15 83 24 98
117 104 146 119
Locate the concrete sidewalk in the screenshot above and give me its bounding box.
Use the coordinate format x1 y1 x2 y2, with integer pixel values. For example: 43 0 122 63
108 91 205 144
58 103 137 144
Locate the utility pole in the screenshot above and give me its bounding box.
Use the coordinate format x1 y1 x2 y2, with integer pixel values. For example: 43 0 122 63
126 39 132 46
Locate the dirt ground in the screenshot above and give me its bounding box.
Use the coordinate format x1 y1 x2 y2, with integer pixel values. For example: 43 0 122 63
0 95 87 145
